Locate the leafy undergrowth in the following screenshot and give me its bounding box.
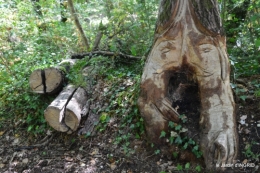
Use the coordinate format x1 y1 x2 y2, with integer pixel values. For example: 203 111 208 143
0 0 79 134
0 0 157 134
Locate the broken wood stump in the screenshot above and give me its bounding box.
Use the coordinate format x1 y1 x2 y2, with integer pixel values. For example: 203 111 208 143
78 112 100 136
44 85 88 134
29 59 77 94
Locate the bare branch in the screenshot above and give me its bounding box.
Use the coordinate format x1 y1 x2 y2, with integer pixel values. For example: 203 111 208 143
67 0 90 50
71 50 142 60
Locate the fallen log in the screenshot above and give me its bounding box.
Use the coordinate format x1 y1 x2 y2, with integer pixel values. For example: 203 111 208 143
29 59 77 94
44 85 88 133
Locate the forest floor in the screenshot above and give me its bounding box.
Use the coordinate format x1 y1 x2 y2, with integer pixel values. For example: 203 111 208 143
0 76 260 173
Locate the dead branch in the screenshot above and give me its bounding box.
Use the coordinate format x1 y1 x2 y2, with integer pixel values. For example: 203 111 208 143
14 134 54 151
71 50 142 60
92 31 103 51
67 0 89 50
33 134 54 147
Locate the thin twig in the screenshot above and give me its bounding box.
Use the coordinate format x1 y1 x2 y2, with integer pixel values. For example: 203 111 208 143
255 127 260 139
14 134 55 151
33 134 54 147
143 153 155 160
9 152 17 164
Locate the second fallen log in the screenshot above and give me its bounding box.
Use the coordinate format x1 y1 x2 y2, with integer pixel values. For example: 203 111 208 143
44 85 88 133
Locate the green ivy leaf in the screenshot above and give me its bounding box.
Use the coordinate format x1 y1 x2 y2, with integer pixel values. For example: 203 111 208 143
27 125 34 132
168 121 174 128
183 142 188 149
185 162 190 170
130 45 137 56
169 136 174 144
240 95 247 101
155 149 160 154
160 130 166 138
255 39 260 47
195 165 202 172
175 124 182 131
175 136 182 144
100 113 107 122
177 164 183 171
188 138 195 145
173 151 178 158
193 145 199 151
130 124 135 129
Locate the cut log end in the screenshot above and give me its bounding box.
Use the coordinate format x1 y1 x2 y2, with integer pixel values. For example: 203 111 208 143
44 107 68 132
29 67 64 94
64 109 81 131
44 107 80 132
44 85 88 133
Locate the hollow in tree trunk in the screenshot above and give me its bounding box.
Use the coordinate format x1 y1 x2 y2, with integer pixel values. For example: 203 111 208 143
138 0 238 171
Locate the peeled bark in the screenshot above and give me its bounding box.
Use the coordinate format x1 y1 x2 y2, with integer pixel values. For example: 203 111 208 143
138 0 238 171
44 85 88 133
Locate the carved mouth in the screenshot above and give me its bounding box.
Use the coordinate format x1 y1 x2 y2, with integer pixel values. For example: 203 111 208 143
168 70 201 143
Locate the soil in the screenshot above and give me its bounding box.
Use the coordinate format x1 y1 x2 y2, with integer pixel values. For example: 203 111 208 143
0 76 260 173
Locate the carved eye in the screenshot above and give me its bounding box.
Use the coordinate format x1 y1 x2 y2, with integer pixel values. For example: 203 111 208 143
161 48 171 54
202 48 211 53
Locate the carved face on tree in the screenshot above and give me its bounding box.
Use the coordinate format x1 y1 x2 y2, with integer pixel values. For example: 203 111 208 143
138 0 238 171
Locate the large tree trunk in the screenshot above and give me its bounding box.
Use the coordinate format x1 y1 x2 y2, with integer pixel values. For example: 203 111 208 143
138 0 238 171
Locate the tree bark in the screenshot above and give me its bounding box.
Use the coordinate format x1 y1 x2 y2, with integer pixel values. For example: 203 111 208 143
138 0 238 171
44 85 88 134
